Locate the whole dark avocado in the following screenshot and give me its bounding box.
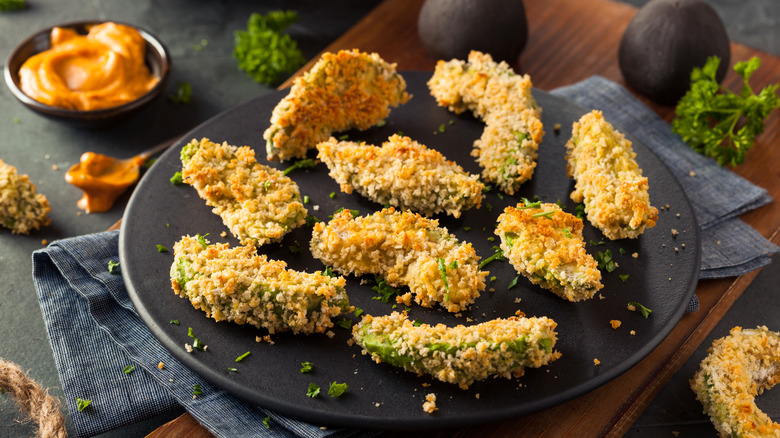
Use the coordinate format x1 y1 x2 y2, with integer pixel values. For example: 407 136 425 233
618 0 730 105
417 0 528 63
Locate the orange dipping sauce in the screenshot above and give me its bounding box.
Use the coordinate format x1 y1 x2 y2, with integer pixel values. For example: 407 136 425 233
19 22 159 111
65 152 146 213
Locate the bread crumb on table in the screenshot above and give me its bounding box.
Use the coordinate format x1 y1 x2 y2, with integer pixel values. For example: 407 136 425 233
423 393 438 413
610 320 621 329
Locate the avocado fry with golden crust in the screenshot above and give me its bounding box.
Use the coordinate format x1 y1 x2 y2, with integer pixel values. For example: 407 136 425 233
496 201 603 302
316 134 484 218
171 235 351 335
180 137 307 247
690 326 780 438
263 49 411 161
310 207 487 313
352 311 561 389
0 159 51 235
428 50 544 195
565 110 658 240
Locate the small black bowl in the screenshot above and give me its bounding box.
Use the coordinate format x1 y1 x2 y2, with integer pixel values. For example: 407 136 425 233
3 20 171 129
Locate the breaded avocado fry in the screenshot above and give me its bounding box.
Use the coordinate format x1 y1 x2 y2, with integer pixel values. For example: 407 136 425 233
565 110 658 240
0 159 51 234
428 50 544 195
180 138 307 247
690 326 780 438
310 207 487 313
496 201 603 302
316 134 484 218
171 235 351 335
352 311 561 389
263 49 411 161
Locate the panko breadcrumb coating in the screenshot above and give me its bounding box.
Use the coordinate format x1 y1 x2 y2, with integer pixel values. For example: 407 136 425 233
690 326 780 438
171 235 351 335
428 51 544 195
316 134 483 218
180 138 307 246
263 49 411 161
352 311 561 389
310 207 487 313
0 159 50 234
565 110 658 240
496 202 603 302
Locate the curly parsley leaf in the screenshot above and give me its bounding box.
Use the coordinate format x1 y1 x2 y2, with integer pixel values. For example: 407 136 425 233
306 383 321 398
233 10 305 85
0 0 25 11
629 301 653 318
328 381 348 398
672 56 780 166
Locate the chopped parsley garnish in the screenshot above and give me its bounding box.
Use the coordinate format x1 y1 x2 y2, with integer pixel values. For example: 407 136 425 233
487 236 495 242
396 130 404 136
353 307 363 318
489 276 497 282
371 276 399 303
619 247 627 255
322 266 337 277
305 215 320 227
227 367 238 372
123 365 136 375
156 244 168 252
479 246 505 269
235 351 251 362
168 82 192 105
338 134 350 140
496 192 504 200
619 274 630 282
328 381 348 398
463 226 471 231
329 192 336 199
563 228 572 238
482 184 493 193
196 233 209 248
508 275 520 289
376 120 387 127
282 158 316 176
170 171 183 185
336 318 353 329
413 319 423 327
187 327 206 351
0 0 25 12
300 361 314 373
595 250 616 273
672 56 780 166
306 383 321 398
233 10 305 85
590 240 606 246
486 202 493 212
263 181 272 192
520 198 542 209
303 195 310 204
193 384 203 396
448 119 455 125
448 260 458 269
263 416 271 429
107 260 120 274
288 241 301 254
575 204 586 219
170 320 180 325
76 397 91 411
438 123 446 133
629 301 653 318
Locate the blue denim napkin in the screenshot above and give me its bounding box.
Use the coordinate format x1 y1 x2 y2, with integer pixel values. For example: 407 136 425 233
32 230 372 438
31 76 777 437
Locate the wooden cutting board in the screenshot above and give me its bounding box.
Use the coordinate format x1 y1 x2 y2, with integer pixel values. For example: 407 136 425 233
148 0 780 436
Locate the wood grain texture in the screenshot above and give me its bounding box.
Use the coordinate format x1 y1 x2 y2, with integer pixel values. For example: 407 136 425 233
152 0 780 436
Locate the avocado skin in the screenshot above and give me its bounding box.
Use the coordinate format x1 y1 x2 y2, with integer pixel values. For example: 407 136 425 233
618 0 730 105
417 0 528 63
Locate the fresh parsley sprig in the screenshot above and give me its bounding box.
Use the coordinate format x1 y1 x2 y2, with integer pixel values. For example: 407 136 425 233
672 56 779 166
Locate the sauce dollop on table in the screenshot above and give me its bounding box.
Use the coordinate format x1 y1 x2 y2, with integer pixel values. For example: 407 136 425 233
19 22 159 111
65 152 145 213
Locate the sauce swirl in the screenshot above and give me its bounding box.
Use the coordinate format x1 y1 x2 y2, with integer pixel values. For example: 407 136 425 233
19 22 159 111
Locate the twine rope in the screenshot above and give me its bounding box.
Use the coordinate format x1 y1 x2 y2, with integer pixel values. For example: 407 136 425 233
0 358 67 438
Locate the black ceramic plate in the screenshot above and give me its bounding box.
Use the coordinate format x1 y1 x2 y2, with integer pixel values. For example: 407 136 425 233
120 71 700 430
